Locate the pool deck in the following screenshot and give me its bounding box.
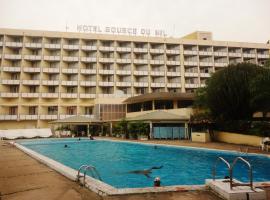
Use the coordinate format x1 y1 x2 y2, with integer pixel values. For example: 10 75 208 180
0 138 269 200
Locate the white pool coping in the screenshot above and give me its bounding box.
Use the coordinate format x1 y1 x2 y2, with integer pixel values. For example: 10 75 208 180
13 139 270 196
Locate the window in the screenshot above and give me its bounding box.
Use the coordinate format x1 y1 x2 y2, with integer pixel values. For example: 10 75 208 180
67 106 76 115
154 100 173 110
29 106 37 115
85 107 93 115
9 106 17 115
48 106 58 115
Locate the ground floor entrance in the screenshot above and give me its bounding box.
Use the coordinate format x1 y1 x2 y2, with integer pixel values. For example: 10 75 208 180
152 123 186 139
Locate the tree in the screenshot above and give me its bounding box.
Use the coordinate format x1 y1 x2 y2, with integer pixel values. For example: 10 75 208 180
114 119 129 138
195 63 270 121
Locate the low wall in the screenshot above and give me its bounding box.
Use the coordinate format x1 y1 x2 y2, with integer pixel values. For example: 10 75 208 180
213 131 262 147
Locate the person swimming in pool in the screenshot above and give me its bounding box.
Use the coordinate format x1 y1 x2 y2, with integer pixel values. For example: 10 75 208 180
64 144 69 148
127 166 163 178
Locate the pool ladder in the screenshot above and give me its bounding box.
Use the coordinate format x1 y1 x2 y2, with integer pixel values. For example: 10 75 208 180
212 156 253 189
77 165 102 186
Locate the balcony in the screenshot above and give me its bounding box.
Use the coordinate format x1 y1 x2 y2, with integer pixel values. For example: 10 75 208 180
1 80 20 85
98 82 114 87
134 82 148 87
214 62 228 67
62 68 78 74
44 44 61 49
5 42 23 48
184 50 197 55
62 56 79 62
185 72 199 77
23 67 41 73
166 49 180 54
243 53 256 58
2 66 21 72
167 71 181 77
0 115 18 120
40 115 58 120
166 60 180 66
116 58 131 64
133 59 148 64
150 60 164 65
59 114 76 119
200 73 211 78
4 54 22 60
99 46 114 52
167 83 181 88
25 43 42 48
133 70 148 76
116 70 131 75
116 47 131 52
214 52 227 57
61 80 78 86
41 93 59 98
81 114 95 118
42 80 59 85
43 68 60 73
133 48 148 53
257 54 270 59
19 115 38 120
185 83 199 88
22 80 40 85
60 93 78 98
99 69 114 75
199 62 213 67
0 41 3 46
116 82 132 87
80 69 96 74
63 44 79 50
98 94 115 98
150 71 165 76
21 93 39 98
151 82 165 88
80 93 96 99
80 81 96 86
199 51 212 56
200 83 206 87
44 55 60 61
24 55 42 61
99 58 114 63
184 61 198 66
228 52 241 57
81 45 97 51
81 57 97 63
150 49 164 54
0 92 19 98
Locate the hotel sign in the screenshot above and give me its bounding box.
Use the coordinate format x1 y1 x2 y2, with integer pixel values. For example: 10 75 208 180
77 25 167 37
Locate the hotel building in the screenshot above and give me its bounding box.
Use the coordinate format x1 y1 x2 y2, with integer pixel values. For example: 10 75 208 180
0 28 269 130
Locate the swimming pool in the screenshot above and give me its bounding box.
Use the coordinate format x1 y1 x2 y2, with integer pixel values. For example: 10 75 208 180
19 139 270 189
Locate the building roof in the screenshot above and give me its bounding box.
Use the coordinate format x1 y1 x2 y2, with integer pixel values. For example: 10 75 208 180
123 92 195 104
126 110 189 121
50 115 101 124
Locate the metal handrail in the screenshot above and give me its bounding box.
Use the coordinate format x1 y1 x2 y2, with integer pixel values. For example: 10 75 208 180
77 164 102 186
212 156 232 181
231 157 253 189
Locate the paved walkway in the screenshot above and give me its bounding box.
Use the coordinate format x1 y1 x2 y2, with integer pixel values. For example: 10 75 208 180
0 139 269 200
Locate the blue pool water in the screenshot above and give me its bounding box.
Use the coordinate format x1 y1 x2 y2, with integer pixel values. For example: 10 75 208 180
19 139 270 188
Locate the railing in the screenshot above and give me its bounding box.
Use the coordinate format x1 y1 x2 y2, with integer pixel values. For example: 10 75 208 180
77 165 102 186
212 156 253 190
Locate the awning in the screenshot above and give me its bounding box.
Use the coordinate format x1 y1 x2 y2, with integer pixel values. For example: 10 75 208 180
49 115 101 125
126 110 189 122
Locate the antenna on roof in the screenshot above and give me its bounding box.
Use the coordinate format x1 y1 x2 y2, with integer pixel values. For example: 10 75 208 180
65 21 69 32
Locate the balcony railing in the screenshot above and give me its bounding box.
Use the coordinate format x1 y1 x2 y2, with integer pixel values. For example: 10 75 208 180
63 44 79 50
80 69 96 74
0 115 18 120
116 82 132 87
116 70 131 75
23 67 41 73
150 49 164 54
2 66 21 72
257 54 270 59
243 53 256 58
21 93 39 98
185 83 199 88
183 50 197 55
62 68 78 74
133 82 148 87
81 45 97 51
116 58 131 64
81 57 97 63
166 60 180 66
44 44 61 49
62 56 79 62
0 92 19 98
61 80 78 86
200 73 211 78
199 51 212 56
133 59 148 64
40 115 58 120
228 52 241 57
19 115 38 120
98 81 114 86
133 48 148 53
184 61 198 66
150 60 164 65
22 80 40 85
199 62 213 67
5 42 23 47
24 55 42 60
44 55 60 61
4 54 22 60
79 93 96 98
43 68 60 73
59 114 76 119
167 71 181 77
166 49 180 54
151 82 165 88
214 62 228 67
99 58 114 63
42 80 59 85
41 93 59 98
133 70 148 76
25 43 42 48
99 46 114 52
185 72 199 77
99 69 114 75
167 83 181 88
150 71 165 76
116 47 131 52
214 52 227 57
60 93 78 98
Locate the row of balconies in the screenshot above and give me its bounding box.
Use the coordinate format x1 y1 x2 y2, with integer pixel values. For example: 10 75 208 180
0 114 94 121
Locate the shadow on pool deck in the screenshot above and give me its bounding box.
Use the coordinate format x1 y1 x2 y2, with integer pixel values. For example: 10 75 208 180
0 139 269 200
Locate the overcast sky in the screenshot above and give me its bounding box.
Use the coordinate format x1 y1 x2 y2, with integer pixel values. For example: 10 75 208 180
0 0 269 43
